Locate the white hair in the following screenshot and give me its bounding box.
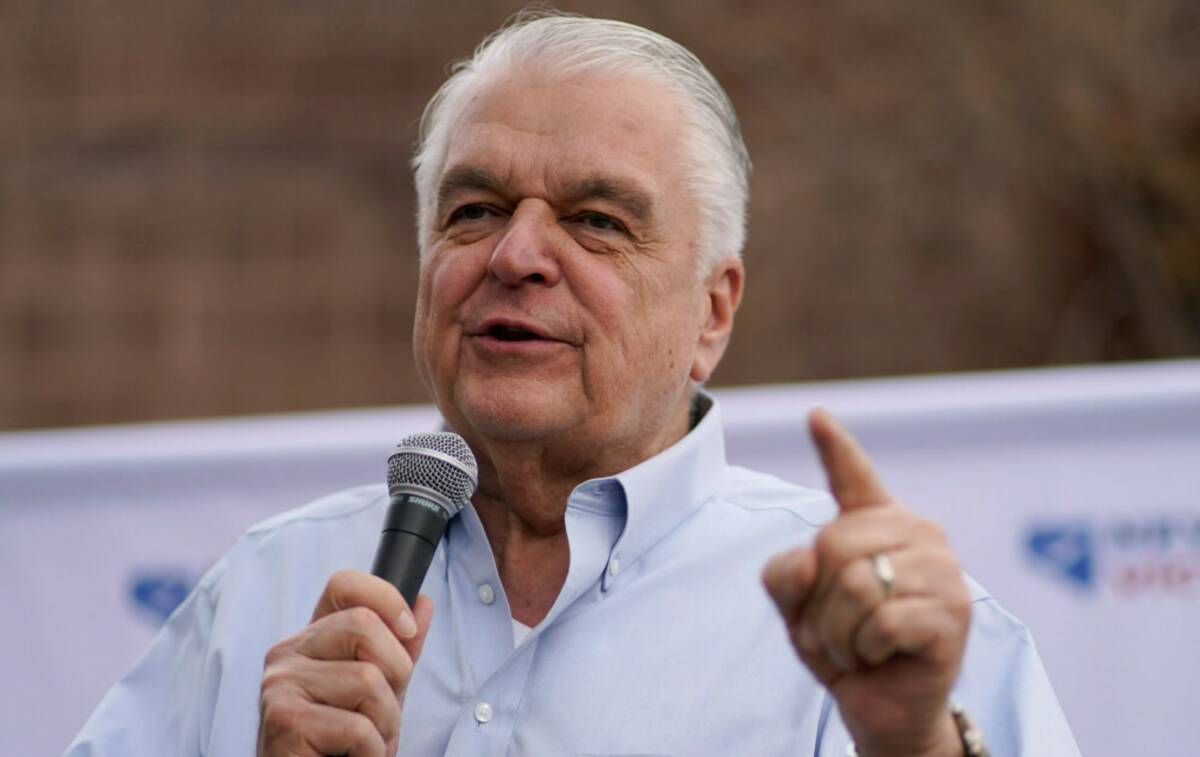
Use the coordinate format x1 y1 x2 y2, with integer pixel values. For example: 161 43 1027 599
411 10 752 276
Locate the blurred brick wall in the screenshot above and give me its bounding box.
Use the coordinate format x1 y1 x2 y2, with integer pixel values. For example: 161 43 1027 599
1 1 1197 429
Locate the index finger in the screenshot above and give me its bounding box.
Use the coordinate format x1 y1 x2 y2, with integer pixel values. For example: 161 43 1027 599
313 570 416 641
809 407 890 512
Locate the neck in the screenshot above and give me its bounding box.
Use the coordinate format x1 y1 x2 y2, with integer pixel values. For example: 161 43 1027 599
464 397 693 626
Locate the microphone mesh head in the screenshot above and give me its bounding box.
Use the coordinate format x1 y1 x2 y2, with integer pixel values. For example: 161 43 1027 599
386 431 478 512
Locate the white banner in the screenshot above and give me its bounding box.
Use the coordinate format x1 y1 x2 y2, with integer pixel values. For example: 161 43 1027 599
2 361 1197 756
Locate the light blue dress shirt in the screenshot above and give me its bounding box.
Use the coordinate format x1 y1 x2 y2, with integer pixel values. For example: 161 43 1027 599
66 397 1079 756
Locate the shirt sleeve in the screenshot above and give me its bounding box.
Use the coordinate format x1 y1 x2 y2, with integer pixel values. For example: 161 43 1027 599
62 488 385 757
815 579 1081 757
63 560 226 757
956 593 1082 756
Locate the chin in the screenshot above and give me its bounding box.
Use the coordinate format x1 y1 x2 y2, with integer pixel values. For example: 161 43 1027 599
452 377 582 442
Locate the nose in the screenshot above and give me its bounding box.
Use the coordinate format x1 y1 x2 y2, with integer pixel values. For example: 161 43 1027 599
487 199 563 287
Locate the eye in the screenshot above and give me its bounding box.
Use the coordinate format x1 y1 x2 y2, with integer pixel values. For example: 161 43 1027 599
575 212 627 233
447 204 491 224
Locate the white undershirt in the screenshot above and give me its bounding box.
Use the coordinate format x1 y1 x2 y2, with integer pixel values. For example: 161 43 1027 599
511 618 533 648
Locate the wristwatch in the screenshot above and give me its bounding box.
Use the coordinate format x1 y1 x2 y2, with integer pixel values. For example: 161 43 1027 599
950 701 989 756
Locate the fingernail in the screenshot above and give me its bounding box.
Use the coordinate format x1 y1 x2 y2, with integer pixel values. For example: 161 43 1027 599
395 611 417 639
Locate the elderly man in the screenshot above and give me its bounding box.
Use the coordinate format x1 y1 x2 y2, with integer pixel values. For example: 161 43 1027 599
67 13 1078 757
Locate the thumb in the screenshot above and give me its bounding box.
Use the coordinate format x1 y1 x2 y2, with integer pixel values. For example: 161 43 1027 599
402 593 435 664
809 407 890 512
762 546 819 620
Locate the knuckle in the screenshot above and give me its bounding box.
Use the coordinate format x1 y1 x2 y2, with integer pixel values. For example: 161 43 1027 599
815 612 838 650
936 550 965 583
259 696 304 737
260 665 293 694
919 517 948 543
873 602 902 641
327 569 358 597
791 623 819 661
884 504 919 532
352 661 389 692
393 648 415 686
813 527 838 558
341 713 378 750
840 560 875 603
345 605 382 631
928 543 955 565
262 639 294 669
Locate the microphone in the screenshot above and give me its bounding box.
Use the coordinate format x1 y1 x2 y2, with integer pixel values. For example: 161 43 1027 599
371 432 479 608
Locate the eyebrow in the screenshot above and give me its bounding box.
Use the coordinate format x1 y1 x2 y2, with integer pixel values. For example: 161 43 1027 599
435 165 657 225
436 166 503 217
558 176 655 225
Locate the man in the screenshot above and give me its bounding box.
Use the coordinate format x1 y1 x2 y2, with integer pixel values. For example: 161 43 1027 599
67 13 1078 756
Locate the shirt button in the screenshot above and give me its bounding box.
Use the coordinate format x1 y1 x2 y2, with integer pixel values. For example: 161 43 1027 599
477 583 495 605
474 701 493 724
607 558 620 576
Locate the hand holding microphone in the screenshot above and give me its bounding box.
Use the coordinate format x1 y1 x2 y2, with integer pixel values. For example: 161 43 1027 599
256 433 477 757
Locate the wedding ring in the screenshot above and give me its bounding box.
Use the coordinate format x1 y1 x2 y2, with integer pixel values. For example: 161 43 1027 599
871 552 896 599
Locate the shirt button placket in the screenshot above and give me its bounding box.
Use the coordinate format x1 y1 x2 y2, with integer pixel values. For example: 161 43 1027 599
477 583 495 605
473 701 493 724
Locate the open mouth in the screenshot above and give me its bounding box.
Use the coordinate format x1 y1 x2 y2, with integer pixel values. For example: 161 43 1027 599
487 324 544 342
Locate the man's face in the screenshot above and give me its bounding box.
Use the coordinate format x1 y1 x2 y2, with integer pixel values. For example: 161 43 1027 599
413 70 740 468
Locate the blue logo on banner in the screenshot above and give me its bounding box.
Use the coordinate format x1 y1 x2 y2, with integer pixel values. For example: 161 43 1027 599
1025 512 1200 596
129 570 197 625
1025 524 1095 589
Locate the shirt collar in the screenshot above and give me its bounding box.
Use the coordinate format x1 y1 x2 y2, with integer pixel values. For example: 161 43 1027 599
590 391 727 589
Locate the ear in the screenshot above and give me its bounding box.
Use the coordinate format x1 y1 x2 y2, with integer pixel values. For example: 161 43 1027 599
690 257 744 383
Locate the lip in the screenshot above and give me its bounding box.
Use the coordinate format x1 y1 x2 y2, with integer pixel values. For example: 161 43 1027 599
464 316 576 355
469 317 558 342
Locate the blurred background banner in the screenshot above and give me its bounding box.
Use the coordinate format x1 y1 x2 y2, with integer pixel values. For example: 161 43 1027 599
2 361 1199 756
2 1 1198 756
1 1 1197 430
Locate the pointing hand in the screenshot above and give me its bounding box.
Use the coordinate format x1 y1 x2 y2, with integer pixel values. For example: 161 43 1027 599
763 409 970 757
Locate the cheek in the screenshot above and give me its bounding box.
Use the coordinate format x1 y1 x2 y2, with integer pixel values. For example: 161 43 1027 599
426 260 467 312
587 269 699 370
411 276 438 391
425 247 489 317
414 253 486 372
643 283 707 377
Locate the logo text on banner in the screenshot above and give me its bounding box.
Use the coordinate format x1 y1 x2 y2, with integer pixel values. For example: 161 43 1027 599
1025 512 1200 596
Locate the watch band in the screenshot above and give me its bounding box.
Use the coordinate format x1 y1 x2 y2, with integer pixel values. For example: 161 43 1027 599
845 701 989 757
950 701 989 757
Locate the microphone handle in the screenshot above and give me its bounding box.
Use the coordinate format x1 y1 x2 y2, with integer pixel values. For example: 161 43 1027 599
371 492 452 608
